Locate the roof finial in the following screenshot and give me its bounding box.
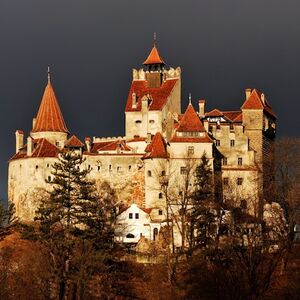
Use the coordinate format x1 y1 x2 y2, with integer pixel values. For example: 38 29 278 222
154 32 157 46
47 66 51 84
189 92 192 105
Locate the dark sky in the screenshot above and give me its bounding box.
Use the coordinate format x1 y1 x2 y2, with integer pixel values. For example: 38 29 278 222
1 0 299 200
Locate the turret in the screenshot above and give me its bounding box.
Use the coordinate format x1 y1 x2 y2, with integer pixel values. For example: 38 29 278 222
31 68 69 146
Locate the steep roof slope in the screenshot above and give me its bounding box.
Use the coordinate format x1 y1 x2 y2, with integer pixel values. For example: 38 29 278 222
32 82 69 133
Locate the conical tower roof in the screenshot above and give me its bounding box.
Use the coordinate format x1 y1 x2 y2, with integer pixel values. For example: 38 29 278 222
177 104 206 132
32 80 69 133
143 45 165 65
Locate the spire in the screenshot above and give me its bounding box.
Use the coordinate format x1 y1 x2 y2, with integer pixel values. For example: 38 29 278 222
47 66 51 83
143 38 165 66
31 71 69 133
189 93 192 105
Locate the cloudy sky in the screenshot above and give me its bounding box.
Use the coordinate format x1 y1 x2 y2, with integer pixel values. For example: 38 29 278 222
0 0 299 200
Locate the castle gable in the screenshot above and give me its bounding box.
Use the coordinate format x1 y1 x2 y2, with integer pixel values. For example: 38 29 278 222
143 132 169 159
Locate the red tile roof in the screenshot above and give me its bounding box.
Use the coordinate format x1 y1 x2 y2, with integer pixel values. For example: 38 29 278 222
176 104 206 132
10 138 60 160
205 109 224 117
233 113 243 122
241 89 276 118
65 135 84 148
222 111 242 122
143 132 169 159
143 45 165 65
91 140 131 153
241 89 264 110
32 82 69 133
125 79 178 112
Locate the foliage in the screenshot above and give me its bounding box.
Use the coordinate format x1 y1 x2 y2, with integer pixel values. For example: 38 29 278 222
34 150 116 299
190 153 216 249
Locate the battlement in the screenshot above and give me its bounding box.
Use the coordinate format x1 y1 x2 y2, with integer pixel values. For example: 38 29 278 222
132 67 181 81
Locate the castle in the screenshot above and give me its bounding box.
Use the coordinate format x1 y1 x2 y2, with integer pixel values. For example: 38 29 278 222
8 43 276 244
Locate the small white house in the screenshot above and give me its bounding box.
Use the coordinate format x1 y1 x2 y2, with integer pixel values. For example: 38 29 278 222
114 203 160 243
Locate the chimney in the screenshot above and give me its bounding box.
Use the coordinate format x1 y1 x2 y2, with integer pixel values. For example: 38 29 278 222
245 88 252 100
15 130 24 153
27 136 33 156
85 137 91 152
141 94 150 113
261 93 265 105
198 100 206 117
132 92 137 108
32 118 36 130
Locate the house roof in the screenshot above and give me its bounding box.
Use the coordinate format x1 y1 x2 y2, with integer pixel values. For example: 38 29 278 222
176 104 206 132
125 79 178 112
65 135 84 148
31 82 69 133
143 132 169 159
10 138 60 161
241 89 276 118
143 45 165 65
91 140 131 153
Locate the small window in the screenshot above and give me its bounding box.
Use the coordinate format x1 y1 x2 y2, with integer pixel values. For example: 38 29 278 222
230 140 235 147
135 213 139 219
223 177 229 186
47 164 50 168
56 141 60 147
237 178 243 186
147 170 152 177
158 209 163 216
241 199 247 209
88 165 91 170
215 140 220 146
209 125 213 133
135 120 142 124
216 124 220 130
179 191 183 196
117 166 121 172
180 167 187 175
126 233 135 238
35 165 38 170
188 146 194 155
48 176 51 182
238 157 243 166
159 192 163 199
149 120 155 124
223 158 227 166
109 165 112 172
97 166 101 171
129 213 133 219
161 170 166 176
128 165 132 171
230 124 234 131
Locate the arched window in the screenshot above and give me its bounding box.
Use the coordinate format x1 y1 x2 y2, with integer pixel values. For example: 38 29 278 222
159 192 163 199
126 233 135 239
161 170 166 176
147 170 152 177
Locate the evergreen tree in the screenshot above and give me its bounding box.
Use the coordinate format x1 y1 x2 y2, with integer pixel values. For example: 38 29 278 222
190 152 216 249
35 150 116 299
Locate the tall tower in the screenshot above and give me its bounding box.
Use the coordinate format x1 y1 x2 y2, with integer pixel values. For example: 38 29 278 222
31 69 69 146
241 88 276 214
125 42 181 140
